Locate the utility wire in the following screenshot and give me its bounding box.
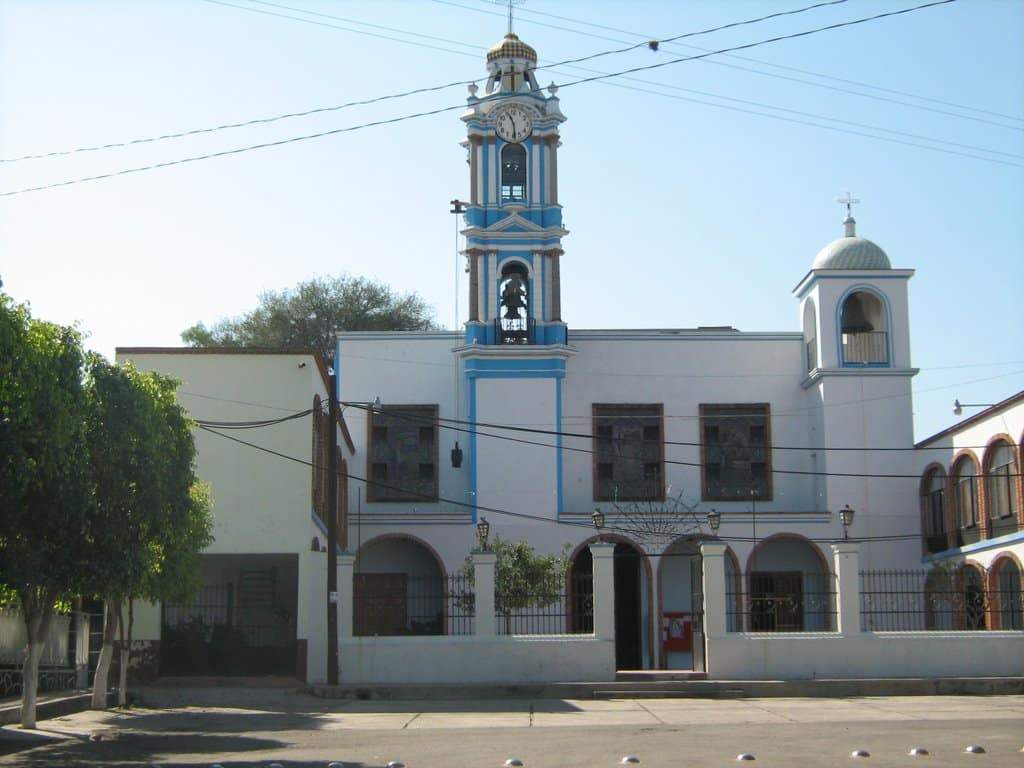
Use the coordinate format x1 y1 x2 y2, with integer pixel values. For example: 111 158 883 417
340 402 1010 454
197 423 931 545
1 0 985 196
0 0 889 164
448 0 1024 129
340 402 1018 480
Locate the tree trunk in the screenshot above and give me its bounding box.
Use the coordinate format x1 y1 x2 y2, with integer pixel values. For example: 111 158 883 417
19 589 55 730
91 599 118 709
116 601 128 708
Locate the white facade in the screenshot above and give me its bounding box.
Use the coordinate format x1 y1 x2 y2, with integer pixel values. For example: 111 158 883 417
115 348 353 682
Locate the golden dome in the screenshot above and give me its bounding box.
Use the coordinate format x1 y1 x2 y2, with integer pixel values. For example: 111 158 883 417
487 33 537 63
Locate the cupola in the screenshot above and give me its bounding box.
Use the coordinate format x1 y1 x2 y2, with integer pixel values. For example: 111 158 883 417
812 215 891 270
485 32 541 95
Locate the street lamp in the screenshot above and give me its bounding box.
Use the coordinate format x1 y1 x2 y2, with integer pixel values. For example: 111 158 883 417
953 399 995 416
707 508 721 533
840 504 856 540
592 507 606 542
476 517 491 551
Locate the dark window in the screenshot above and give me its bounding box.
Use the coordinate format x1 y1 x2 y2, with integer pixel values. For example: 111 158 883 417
500 143 527 201
367 405 439 501
593 404 664 501
701 404 772 501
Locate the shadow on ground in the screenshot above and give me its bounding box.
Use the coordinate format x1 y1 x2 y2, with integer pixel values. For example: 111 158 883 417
111 709 333 734
0 732 298 766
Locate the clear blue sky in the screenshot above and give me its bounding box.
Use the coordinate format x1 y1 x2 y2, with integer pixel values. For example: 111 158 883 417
1 0 1021 440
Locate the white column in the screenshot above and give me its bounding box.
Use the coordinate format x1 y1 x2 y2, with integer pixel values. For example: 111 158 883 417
338 553 355 640
700 541 728 638
590 542 616 641
831 542 862 635
472 550 497 637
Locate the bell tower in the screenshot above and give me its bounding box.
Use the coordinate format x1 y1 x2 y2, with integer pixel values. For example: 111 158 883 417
461 32 569 347
457 32 574 523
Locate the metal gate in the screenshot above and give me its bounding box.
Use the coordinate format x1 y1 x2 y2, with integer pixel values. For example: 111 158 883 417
161 579 296 676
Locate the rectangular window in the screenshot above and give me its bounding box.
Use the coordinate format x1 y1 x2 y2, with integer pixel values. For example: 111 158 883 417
700 404 772 501
592 404 664 501
367 405 439 502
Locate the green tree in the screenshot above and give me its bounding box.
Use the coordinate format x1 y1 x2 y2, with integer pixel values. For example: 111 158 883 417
181 275 437 360
83 359 213 708
0 295 92 729
462 537 570 634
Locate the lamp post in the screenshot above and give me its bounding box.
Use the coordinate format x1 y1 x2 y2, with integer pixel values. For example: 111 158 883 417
707 508 721 533
592 507 606 543
476 517 491 551
839 504 856 540
953 399 995 416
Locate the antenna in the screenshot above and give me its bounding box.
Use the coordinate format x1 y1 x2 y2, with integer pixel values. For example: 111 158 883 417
836 191 861 218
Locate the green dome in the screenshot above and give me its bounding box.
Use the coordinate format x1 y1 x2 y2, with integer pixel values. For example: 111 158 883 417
813 217 890 270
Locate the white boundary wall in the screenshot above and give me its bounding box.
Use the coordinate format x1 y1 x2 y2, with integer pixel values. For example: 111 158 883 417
336 543 616 685
701 541 1024 681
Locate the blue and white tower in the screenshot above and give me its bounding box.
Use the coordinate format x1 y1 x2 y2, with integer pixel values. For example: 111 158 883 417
458 33 573 522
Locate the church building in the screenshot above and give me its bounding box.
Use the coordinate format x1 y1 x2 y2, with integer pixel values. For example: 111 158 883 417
335 31 922 672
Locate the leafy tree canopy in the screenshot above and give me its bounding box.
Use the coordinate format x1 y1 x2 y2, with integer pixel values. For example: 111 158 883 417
462 537 570 620
181 275 437 361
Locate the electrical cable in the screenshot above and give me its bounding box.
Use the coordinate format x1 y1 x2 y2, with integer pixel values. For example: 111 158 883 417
0 0 946 164
340 401 1018 480
447 0 1024 129
197 423 936 545
1 0 985 197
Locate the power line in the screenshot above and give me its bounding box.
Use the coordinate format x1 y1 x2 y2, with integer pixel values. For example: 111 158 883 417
197 423 931 545
1 0 985 197
341 402 1018 480
449 0 1024 129
0 0 890 164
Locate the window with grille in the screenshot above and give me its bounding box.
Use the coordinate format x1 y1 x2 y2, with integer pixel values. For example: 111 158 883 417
500 143 527 202
986 442 1019 520
592 404 664 501
367 405 438 502
700 404 772 501
954 458 979 528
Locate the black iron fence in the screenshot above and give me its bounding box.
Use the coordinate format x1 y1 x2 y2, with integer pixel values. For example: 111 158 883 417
354 574 474 637
496 573 593 635
860 568 1024 631
726 572 837 632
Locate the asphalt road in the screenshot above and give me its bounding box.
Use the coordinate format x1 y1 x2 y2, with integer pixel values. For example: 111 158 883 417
1 693 1022 767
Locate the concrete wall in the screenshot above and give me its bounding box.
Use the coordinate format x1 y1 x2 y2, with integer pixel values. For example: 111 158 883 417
339 635 615 684
706 631 1024 680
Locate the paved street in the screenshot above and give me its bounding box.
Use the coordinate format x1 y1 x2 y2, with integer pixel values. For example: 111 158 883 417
1 693 1023 767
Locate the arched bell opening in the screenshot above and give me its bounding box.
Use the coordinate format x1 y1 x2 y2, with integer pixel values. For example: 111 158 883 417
839 290 889 365
498 261 532 344
500 142 527 202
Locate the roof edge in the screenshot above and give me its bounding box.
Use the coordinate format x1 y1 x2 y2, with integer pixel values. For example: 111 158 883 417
915 389 1024 448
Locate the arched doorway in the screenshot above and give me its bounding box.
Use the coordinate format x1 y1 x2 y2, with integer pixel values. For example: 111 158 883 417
992 556 1023 630
658 537 704 671
569 537 650 670
354 535 447 636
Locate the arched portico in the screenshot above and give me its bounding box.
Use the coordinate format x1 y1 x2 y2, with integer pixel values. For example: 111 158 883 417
354 534 448 636
746 534 833 631
568 534 653 670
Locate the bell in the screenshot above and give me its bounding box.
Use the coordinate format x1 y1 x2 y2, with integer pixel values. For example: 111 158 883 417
841 294 873 333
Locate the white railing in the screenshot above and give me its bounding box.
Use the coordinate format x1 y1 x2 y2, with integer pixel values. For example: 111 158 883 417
0 608 72 667
842 331 888 364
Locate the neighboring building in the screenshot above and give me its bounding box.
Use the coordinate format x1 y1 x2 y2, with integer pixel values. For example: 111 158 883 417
334 31 922 673
114 348 354 682
913 391 1023 629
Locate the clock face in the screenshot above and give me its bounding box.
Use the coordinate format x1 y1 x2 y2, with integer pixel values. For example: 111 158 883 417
495 105 533 143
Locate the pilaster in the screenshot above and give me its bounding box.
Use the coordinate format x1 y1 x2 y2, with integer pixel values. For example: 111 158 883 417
471 550 497 637
590 542 616 641
831 542 862 635
700 541 728 637
338 553 356 640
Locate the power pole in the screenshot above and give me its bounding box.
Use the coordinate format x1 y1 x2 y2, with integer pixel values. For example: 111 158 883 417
326 369 339 686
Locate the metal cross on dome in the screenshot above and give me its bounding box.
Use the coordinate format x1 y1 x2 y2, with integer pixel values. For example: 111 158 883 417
836 191 861 218
492 0 526 35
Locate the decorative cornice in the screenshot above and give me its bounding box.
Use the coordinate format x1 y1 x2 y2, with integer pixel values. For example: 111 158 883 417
454 343 576 361
801 366 920 389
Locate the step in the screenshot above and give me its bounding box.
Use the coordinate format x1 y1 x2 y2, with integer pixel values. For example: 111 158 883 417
615 670 707 682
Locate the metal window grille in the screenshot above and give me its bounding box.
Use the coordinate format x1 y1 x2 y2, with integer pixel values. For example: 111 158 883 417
496 573 593 635
726 572 837 632
859 568 1024 631
353 574 474 637
841 330 888 364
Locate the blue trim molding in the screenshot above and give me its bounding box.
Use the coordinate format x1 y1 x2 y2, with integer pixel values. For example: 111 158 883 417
923 529 1024 563
469 376 478 523
834 283 894 368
